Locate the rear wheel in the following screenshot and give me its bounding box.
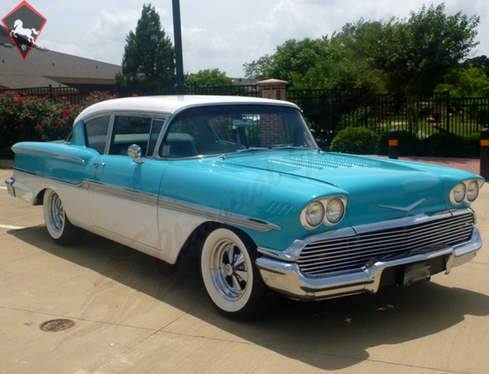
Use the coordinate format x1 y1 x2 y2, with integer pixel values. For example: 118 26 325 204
43 189 84 245
200 226 271 319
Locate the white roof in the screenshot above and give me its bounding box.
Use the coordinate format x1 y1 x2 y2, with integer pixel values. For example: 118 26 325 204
75 95 300 122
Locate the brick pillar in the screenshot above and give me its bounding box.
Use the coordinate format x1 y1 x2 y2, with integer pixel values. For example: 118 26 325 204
256 79 288 101
255 79 288 146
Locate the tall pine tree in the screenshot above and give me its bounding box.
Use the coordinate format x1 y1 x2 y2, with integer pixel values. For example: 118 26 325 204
116 4 175 94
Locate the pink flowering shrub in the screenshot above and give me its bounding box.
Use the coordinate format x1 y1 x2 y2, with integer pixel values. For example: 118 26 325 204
0 91 117 159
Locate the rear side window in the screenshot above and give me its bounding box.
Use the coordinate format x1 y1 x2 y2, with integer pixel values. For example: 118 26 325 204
109 116 165 157
109 116 152 156
85 115 111 154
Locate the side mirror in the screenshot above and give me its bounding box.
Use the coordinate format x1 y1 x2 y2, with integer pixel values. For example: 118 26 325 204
128 144 145 164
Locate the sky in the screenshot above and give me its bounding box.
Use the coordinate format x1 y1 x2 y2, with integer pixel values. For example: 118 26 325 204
2 0 489 78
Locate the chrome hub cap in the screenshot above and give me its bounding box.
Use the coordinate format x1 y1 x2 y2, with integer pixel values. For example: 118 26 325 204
210 240 249 300
48 193 65 232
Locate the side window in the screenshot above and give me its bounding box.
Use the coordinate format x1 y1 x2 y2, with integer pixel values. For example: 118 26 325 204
85 115 111 154
109 116 152 156
159 118 200 158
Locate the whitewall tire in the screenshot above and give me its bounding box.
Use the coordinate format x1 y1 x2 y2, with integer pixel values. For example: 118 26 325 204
43 189 84 245
201 226 270 319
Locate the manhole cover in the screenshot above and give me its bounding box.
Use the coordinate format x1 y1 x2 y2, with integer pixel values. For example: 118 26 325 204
39 319 75 332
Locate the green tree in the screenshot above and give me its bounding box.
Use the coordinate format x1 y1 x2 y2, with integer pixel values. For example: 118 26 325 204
330 4 479 131
243 38 329 84
116 3 175 94
463 55 489 77
185 69 235 86
371 4 479 95
243 55 273 80
437 66 489 97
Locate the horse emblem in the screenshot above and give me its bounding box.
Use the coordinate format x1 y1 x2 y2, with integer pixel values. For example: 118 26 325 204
9 19 39 43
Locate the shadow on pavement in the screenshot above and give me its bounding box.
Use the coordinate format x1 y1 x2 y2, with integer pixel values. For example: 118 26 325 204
10 225 489 371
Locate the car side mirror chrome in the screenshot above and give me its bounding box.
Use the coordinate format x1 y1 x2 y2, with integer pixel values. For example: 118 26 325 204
128 144 145 164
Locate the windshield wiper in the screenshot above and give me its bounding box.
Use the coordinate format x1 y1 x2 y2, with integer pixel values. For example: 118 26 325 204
236 147 269 153
269 145 304 150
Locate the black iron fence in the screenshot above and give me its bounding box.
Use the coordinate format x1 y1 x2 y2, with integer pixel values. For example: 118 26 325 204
0 84 116 104
286 90 489 143
2 84 488 143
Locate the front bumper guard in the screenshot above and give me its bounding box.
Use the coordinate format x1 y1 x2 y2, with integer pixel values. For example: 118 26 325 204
256 227 482 301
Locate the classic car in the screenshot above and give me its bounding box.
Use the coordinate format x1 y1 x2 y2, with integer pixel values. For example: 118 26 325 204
5 95 485 319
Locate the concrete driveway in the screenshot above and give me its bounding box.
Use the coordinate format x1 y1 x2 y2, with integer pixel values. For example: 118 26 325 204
1 167 488 374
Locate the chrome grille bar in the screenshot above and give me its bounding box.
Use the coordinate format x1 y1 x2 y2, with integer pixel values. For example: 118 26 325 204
298 212 475 276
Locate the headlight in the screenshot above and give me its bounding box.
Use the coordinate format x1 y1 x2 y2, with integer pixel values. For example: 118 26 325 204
466 180 479 202
305 201 325 228
451 183 466 204
325 198 345 225
301 196 347 229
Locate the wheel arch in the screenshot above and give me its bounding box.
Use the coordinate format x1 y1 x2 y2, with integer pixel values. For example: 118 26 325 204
33 188 47 206
177 221 258 263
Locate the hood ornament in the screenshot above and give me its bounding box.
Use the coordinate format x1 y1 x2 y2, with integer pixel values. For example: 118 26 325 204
379 198 425 212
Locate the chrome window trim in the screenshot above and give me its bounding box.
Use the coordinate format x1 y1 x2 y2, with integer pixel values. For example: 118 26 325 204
82 110 169 156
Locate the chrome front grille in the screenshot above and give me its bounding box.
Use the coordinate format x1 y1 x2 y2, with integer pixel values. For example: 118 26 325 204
297 212 475 277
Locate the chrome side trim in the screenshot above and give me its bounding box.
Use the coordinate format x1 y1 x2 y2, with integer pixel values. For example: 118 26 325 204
157 196 281 232
85 180 281 232
15 168 86 188
86 180 158 206
12 146 86 165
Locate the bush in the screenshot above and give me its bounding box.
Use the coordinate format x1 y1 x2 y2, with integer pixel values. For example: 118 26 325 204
419 132 473 158
330 127 379 154
331 127 479 158
0 91 116 159
466 133 481 158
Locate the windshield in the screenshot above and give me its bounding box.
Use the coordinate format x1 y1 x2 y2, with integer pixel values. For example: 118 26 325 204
159 104 317 158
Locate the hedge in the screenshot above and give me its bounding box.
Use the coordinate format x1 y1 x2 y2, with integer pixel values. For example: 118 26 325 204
0 91 117 159
332 127 480 158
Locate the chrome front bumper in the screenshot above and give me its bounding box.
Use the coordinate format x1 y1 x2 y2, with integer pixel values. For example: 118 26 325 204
256 227 482 301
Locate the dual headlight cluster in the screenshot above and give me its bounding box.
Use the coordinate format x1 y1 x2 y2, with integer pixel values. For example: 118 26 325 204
301 196 347 229
450 179 482 205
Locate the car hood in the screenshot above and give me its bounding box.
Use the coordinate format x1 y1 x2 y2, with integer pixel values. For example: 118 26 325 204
222 150 468 226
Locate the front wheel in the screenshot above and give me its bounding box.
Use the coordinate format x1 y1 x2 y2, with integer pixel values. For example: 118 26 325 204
43 189 85 245
201 226 271 319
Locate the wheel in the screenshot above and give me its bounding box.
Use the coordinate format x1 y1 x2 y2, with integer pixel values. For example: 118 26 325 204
200 226 271 319
43 189 84 245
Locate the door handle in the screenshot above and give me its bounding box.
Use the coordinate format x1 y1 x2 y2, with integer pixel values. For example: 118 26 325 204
93 162 106 168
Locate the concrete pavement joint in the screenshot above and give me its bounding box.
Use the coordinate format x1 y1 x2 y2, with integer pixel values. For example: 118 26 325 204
118 301 209 356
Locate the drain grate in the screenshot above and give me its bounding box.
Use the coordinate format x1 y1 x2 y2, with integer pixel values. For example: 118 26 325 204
40 319 75 332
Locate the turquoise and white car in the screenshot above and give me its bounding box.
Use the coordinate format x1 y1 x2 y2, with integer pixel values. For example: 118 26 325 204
5 95 485 319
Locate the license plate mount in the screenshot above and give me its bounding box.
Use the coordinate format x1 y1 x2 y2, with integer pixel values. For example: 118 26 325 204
403 262 431 287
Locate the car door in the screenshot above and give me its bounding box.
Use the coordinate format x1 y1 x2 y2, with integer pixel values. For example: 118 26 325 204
87 115 169 250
